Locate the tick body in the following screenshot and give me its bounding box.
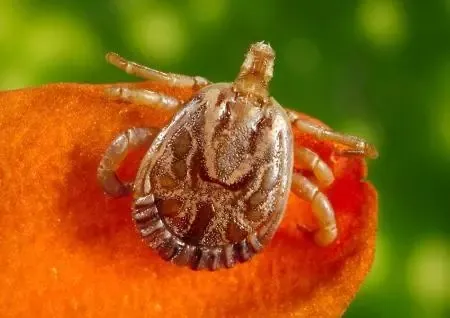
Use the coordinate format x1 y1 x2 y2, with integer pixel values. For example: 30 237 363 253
98 42 378 271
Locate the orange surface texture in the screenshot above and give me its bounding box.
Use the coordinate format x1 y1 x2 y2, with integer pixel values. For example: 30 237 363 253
0 82 378 318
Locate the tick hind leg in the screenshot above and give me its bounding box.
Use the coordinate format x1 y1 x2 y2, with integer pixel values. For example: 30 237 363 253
291 172 337 246
287 110 379 159
97 127 159 197
293 146 337 246
106 52 211 90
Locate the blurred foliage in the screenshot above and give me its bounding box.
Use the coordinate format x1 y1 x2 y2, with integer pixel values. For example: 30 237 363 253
1 0 449 317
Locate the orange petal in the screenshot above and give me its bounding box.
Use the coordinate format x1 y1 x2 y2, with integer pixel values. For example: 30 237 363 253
0 83 378 318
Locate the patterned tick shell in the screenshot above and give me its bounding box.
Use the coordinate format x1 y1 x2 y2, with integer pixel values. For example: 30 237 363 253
132 83 293 271
99 41 378 271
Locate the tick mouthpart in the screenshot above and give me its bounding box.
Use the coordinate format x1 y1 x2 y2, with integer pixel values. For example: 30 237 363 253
234 41 275 101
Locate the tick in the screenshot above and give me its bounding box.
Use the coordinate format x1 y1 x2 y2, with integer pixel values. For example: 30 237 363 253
97 42 378 271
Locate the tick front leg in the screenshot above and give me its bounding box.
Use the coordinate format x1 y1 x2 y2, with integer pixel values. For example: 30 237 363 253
287 110 379 159
105 86 181 110
291 173 337 246
97 127 159 197
106 52 211 90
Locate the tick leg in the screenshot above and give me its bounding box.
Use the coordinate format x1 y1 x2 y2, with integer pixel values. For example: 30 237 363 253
106 52 211 89
291 173 337 246
105 86 181 110
287 110 379 159
295 146 335 188
97 127 159 197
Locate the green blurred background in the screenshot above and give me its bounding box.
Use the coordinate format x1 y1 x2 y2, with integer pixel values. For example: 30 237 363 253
1 0 449 317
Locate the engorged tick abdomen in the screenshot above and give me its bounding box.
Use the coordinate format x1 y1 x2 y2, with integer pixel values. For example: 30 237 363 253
132 84 294 270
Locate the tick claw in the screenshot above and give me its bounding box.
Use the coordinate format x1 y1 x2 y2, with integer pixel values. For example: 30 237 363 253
296 224 314 233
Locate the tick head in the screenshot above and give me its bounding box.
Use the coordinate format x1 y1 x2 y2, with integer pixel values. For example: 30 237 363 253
234 41 276 102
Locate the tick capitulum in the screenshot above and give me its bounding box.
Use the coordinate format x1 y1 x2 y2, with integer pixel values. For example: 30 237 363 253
97 41 378 271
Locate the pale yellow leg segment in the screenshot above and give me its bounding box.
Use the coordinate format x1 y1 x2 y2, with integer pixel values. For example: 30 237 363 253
287 110 379 159
97 127 159 197
291 173 337 246
295 146 335 188
106 52 210 89
105 87 181 110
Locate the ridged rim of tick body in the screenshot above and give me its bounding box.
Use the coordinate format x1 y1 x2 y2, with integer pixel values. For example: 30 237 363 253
131 93 293 271
131 193 282 271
